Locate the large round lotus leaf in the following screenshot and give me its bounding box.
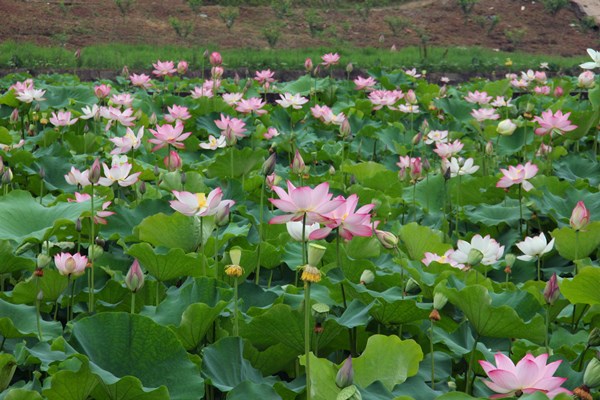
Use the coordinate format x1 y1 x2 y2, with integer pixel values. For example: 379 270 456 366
70 312 204 400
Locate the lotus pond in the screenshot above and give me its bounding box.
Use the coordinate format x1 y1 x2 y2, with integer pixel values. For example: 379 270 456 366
0 54 599 400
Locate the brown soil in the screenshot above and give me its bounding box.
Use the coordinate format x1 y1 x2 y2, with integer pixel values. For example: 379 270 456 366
0 0 598 57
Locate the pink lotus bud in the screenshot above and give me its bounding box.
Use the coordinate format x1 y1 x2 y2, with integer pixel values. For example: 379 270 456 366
211 66 224 79
125 259 145 292
578 71 595 89
74 48 81 59
291 149 306 175
234 72 240 86
266 173 279 190
412 132 422 146
485 141 494 155
163 150 182 171
336 356 354 388
94 84 111 99
9 109 19 125
149 112 158 125
405 89 417 104
177 60 189 75
570 201 590 231
209 52 222 66
339 118 351 138
376 230 398 249
346 63 354 74
390 44 397 51
304 58 313 72
410 158 422 180
215 203 231 226
261 152 276 176
121 65 129 78
553 86 564 97
543 273 560 305
534 71 547 83
88 158 101 184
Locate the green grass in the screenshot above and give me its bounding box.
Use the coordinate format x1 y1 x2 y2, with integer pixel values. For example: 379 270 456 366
0 41 589 76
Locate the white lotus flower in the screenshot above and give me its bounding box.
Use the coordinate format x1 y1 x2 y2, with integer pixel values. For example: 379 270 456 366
580 48 600 70
516 233 554 261
450 234 504 266
286 221 320 242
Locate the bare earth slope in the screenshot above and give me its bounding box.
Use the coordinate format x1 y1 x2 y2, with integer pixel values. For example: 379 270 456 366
0 0 597 56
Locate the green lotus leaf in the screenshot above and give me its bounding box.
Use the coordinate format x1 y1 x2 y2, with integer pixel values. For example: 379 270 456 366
553 154 600 186
0 240 35 275
0 190 89 244
298 353 339 400
226 381 282 400
102 199 171 243
10 268 68 304
206 147 268 179
560 266 600 305
40 85 97 109
3 389 44 400
134 212 214 253
464 199 533 228
70 312 204 400
398 222 451 261
353 334 423 390
332 299 374 329
551 222 600 261
126 242 200 281
42 355 99 400
0 298 62 340
174 301 228 350
201 337 275 392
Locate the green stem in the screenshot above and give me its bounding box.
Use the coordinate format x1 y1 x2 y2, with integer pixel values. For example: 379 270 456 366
155 280 160 307
230 146 234 179
256 179 265 284
430 319 435 390
89 183 95 313
304 280 312 400
465 335 479 395
67 275 73 322
233 279 239 336
518 184 523 237
36 296 43 341
545 305 550 353
537 256 542 282
131 292 136 314
200 217 205 276
575 231 580 273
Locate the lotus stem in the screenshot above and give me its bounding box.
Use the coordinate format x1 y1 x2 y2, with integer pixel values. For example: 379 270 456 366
255 178 265 284
67 275 75 322
545 305 550 353
465 335 479 395
537 256 542 282
89 183 95 313
200 217 205 276
518 184 523 237
155 280 160 307
131 292 136 314
233 278 239 336
430 319 435 390
304 280 312 400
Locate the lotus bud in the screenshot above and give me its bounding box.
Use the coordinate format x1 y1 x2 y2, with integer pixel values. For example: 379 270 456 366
336 356 354 388
312 303 329 324
584 353 600 388
180 171 186 185
234 72 240 86
203 49 210 60
95 237 106 248
177 60 189 75
485 141 494 155
261 152 277 176
291 149 306 175
0 354 17 392
307 243 326 267
543 273 560 305
2 168 13 184
433 292 448 310
505 253 516 268
429 309 441 321
497 119 517 136
125 259 145 293
304 57 313 73
215 203 231 227
553 86 563 97
337 385 362 400
329 165 336 175
412 132 422 146
75 218 82 233
346 63 354 74
578 71 595 89
121 65 129 78
149 112 158 125
265 173 278 190
88 244 104 261
570 201 590 231
39 167 45 179
88 158 101 184
37 254 51 269
588 328 600 347
390 44 397 51
94 84 111 99
211 66 224 79
359 269 375 285
467 248 484 267
376 230 398 249
37 290 44 302
139 181 147 194
422 157 431 171
405 277 420 293
163 150 182 172
340 118 351 138
9 108 19 125
153 165 160 176
209 51 222 66
405 89 417 104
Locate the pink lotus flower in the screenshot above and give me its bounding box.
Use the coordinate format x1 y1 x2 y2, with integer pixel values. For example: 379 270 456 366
321 52 340 67
479 353 571 399
98 157 141 187
570 201 590 231
397 156 423 181
491 96 512 108
236 97 267 115
55 252 88 277
264 127 280 139
164 104 191 123
50 110 78 127
190 85 213 99
422 249 465 270
130 73 152 89
103 107 136 128
397 104 420 114
152 60 177 77
68 192 114 224
15 88 46 103
222 92 243 106
269 181 344 224
215 114 246 144
170 187 234 217
308 194 374 241
148 121 192 152
496 161 538 192
533 110 577 136
433 140 464 159
255 69 275 86
424 130 448 145
354 76 377 91
110 93 134 108
177 60 188 74
471 108 500 122
534 86 551 96
199 135 226 150
368 90 403 110
109 127 144 155
404 68 421 78
80 104 102 121
10 79 34 93
94 84 111 99
65 167 91 187
276 93 309 109
464 90 492 105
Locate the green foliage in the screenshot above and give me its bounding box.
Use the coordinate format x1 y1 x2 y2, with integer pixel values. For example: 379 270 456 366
219 7 240 31
271 0 294 19
304 9 325 37
504 27 527 47
541 0 569 15
113 0 135 15
384 15 412 36
186 0 203 12
457 0 478 15
262 22 283 48
169 17 194 39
